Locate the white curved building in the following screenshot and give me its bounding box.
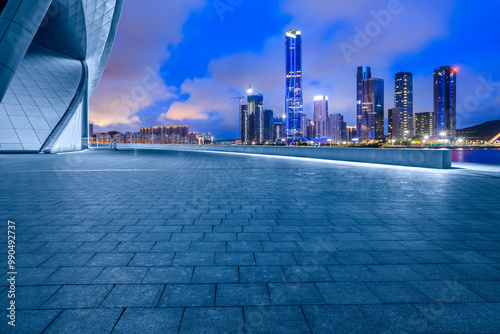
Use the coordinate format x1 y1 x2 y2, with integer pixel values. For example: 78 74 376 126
0 0 123 153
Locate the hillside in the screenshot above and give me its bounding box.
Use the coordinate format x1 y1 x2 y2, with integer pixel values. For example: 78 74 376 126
457 120 500 141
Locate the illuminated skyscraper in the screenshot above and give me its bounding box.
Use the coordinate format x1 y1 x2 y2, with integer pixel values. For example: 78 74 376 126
247 94 264 144
433 66 457 139
313 96 328 137
263 110 274 143
361 78 384 141
330 113 346 143
285 30 303 140
356 66 372 136
394 72 414 137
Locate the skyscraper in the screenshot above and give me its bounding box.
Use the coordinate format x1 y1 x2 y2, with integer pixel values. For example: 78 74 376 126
273 116 286 142
361 78 384 141
313 96 328 137
285 30 303 140
357 66 372 136
433 66 457 139
263 110 274 143
388 107 405 139
394 72 414 137
247 94 264 144
240 105 248 144
330 113 346 143
415 112 434 138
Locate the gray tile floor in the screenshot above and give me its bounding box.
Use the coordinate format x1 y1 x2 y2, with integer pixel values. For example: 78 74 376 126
0 149 499 333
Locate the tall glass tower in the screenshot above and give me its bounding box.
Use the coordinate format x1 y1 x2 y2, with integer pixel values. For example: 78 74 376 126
356 66 371 136
313 96 328 138
285 30 303 140
361 78 384 141
433 66 457 139
394 72 414 138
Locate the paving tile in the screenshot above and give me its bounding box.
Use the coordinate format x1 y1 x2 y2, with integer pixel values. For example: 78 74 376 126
317 282 380 304
189 241 226 252
128 253 174 266
227 241 263 252
0 310 61 334
44 309 121 334
113 308 183 334
415 303 500 333
142 267 194 283
85 253 133 266
303 305 374 334
44 267 103 284
368 264 424 281
412 280 484 303
172 252 214 266
158 284 215 307
365 281 431 303
2 285 60 310
244 306 311 334
216 283 270 306
359 304 440 333
283 265 333 282
41 285 113 309
254 252 297 265
240 266 286 283
268 283 325 305
93 267 148 284
214 252 255 265
179 307 244 334
468 303 500 326
101 284 163 307
191 266 239 283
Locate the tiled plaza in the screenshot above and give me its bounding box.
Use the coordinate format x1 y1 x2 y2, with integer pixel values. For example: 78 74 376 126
1 149 499 333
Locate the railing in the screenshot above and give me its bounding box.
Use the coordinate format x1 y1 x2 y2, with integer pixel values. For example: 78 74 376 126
89 138 117 150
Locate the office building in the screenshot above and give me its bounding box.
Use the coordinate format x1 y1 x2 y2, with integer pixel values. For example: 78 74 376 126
433 66 457 139
415 112 434 138
356 66 372 136
330 113 346 143
346 126 357 142
360 78 384 141
394 72 414 137
247 94 264 144
285 30 303 139
263 110 274 143
388 107 406 139
313 96 328 137
240 105 249 143
273 116 286 142
0 0 124 153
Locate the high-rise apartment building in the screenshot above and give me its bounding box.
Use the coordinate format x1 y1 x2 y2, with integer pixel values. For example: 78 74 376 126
394 72 414 137
285 30 303 139
415 112 434 138
388 107 406 139
433 66 457 139
313 96 328 137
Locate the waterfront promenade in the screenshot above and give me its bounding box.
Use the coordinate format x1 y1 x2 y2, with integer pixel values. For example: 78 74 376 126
1 149 499 333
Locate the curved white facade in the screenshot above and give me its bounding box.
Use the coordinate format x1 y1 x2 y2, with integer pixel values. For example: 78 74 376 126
0 0 123 153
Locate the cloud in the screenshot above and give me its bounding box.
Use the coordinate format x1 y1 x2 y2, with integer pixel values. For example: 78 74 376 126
89 0 206 130
161 0 457 130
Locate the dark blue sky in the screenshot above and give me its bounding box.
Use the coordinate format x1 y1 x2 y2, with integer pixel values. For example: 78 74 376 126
91 0 500 138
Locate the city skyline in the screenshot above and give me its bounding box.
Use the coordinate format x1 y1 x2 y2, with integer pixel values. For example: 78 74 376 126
90 1 500 139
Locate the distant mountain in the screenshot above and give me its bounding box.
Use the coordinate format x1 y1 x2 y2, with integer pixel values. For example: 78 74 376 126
457 120 500 141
